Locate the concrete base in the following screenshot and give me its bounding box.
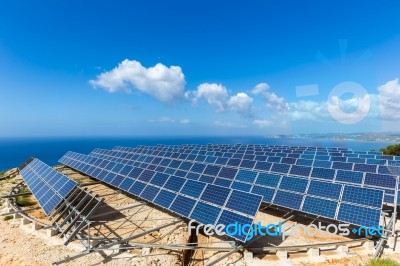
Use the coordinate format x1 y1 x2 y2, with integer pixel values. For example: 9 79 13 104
276 250 288 260
307 248 320 257
46 229 58 237
337 245 348 254
243 251 253 262
1 208 11 214
363 241 375 250
141 247 151 256
20 218 31 225
32 223 43 231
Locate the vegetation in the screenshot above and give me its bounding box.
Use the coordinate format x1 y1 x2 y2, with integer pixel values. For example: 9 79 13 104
380 144 400 156
3 215 13 221
16 195 35 207
366 258 400 266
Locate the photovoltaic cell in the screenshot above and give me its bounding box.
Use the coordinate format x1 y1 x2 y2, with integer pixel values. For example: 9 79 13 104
235 170 257 183
170 195 196 217
200 184 230 206
190 202 221 226
302 196 337 218
251 186 275 203
217 210 253 242
279 176 308 193
273 190 303 210
311 168 335 180
307 180 342 200
225 190 261 216
335 170 363 184
255 173 280 188
337 203 381 228
341 186 383 208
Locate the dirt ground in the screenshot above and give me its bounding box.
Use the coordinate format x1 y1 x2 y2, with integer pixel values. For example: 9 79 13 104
1 167 400 266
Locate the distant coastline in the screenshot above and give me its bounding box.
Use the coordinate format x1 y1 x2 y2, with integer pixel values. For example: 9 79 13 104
267 132 400 143
0 135 397 171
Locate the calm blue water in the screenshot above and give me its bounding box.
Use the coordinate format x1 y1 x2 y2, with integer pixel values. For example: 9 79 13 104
0 136 395 171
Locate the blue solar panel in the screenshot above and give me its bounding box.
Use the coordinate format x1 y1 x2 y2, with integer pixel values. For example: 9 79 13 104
199 175 215 183
203 165 221 176
335 170 363 184
341 186 383 208
279 176 308 193
311 167 335 180
302 196 337 218
332 162 353 171
119 178 134 191
217 210 253 242
273 190 303 210
313 160 332 168
337 203 381 228
270 163 291 174
253 161 272 172
214 178 232 187
218 167 238 179
235 170 257 183
296 159 313 166
190 202 221 226
150 172 170 186
354 163 377 173
141 185 160 201
180 180 205 198
231 181 252 192
251 186 275 202
255 173 280 187
154 189 176 208
307 180 342 200
364 173 396 189
20 158 78 215
163 176 186 192
225 190 261 216
128 181 147 196
170 195 196 217
289 165 311 177
200 184 230 206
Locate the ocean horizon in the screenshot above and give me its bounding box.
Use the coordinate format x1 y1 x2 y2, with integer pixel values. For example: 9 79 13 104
0 136 396 171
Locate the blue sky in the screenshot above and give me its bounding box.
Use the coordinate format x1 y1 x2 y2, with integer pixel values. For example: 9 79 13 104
0 1 399 137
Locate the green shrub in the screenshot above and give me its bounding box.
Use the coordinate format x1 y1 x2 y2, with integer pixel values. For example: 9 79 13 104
380 144 400 156
366 258 400 266
16 196 35 207
3 215 13 221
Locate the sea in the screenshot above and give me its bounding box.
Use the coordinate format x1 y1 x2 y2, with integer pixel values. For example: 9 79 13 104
0 136 396 171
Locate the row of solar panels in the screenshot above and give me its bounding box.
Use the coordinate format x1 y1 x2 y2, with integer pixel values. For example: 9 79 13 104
100 146 398 204
116 145 400 165
115 147 398 173
59 152 263 242
19 158 77 215
137 144 397 158
60 148 383 230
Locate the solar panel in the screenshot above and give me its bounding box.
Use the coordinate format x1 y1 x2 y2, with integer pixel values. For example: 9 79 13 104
302 196 337 218
364 173 396 189
19 158 77 215
190 202 221 226
279 176 308 193
273 190 303 210
337 203 381 228
217 210 253 242
225 190 261 216
235 170 257 183
200 184 230 206
307 180 342 200
310 167 335 180
341 186 383 208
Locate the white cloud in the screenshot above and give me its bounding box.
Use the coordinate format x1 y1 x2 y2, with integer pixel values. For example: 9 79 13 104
253 119 272 128
193 83 228 112
90 59 186 103
264 91 288 114
378 78 400 120
327 94 371 124
180 118 191 124
252 83 270 95
289 100 329 121
148 117 175 123
227 92 253 115
213 121 246 128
